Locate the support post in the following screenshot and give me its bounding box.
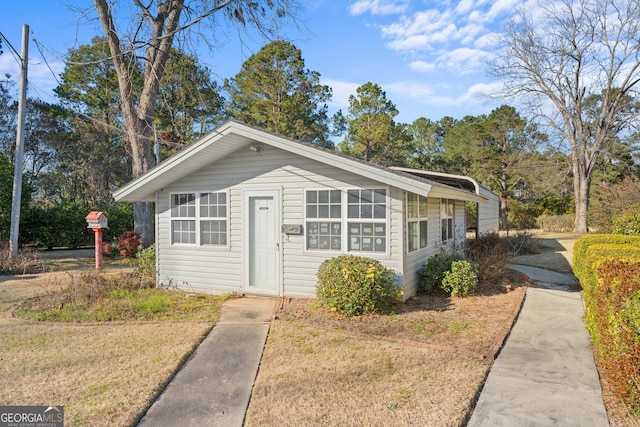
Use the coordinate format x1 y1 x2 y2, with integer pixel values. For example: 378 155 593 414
93 229 103 270
9 24 29 258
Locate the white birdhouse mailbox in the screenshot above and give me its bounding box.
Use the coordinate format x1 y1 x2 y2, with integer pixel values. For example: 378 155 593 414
85 211 108 229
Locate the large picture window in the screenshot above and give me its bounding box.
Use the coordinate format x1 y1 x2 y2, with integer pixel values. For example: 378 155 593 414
171 191 228 246
305 188 388 253
441 198 454 242
406 192 428 252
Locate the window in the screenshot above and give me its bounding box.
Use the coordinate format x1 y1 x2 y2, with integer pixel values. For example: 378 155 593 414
306 190 341 250
170 191 228 246
348 189 387 253
200 192 227 245
441 199 455 241
171 193 196 244
305 188 388 253
406 192 428 252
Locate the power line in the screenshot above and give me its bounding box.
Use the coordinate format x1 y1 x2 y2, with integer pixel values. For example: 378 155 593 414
33 38 61 86
0 31 22 60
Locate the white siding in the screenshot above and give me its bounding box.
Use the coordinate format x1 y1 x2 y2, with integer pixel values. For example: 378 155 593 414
401 197 468 299
477 186 500 235
156 144 405 297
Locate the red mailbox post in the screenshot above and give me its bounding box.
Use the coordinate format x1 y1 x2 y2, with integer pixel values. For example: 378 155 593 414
85 211 108 270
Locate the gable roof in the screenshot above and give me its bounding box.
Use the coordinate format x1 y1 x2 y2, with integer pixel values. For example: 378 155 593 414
113 121 487 203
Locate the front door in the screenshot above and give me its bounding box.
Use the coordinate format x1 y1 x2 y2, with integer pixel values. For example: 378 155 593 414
245 190 280 295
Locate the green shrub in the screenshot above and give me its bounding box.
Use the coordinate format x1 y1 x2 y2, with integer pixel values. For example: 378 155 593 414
590 261 640 415
316 255 398 317
418 252 464 294
441 260 478 297
571 235 640 414
612 209 640 236
573 235 640 285
465 232 510 280
19 202 133 250
136 244 156 277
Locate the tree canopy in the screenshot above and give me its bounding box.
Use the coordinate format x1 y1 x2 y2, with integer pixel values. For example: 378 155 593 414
90 0 299 245
490 0 640 232
341 82 408 165
224 40 333 146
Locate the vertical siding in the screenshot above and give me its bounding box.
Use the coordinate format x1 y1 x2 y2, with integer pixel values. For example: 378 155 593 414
156 144 405 297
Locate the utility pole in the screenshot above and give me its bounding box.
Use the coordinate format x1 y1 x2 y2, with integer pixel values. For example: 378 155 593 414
9 24 29 259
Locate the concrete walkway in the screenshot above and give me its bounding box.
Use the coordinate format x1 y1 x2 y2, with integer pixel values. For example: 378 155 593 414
137 297 276 427
468 265 609 427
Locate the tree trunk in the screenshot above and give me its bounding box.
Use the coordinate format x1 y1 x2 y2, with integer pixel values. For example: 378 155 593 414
499 195 508 233
573 158 590 233
95 0 183 248
134 201 155 247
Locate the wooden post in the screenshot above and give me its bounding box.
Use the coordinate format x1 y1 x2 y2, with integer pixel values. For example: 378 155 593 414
9 24 29 258
93 228 103 270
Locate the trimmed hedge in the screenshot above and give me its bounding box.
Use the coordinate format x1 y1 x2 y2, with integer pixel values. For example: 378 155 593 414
573 234 640 415
573 234 640 284
20 203 133 249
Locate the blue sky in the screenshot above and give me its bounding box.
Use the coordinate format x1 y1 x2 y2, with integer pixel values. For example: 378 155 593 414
0 0 519 124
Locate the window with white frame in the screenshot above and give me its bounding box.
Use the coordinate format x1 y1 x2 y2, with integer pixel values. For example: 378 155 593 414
171 193 196 244
441 198 454 241
304 188 388 253
406 192 428 252
170 191 228 246
306 189 342 250
347 189 387 253
200 192 227 245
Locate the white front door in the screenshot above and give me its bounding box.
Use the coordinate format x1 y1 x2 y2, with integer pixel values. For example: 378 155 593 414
245 190 280 295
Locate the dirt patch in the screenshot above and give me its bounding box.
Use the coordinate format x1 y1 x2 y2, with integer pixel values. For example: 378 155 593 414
277 270 528 359
246 269 528 426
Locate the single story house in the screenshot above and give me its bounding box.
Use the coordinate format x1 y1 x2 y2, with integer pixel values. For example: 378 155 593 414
114 121 499 300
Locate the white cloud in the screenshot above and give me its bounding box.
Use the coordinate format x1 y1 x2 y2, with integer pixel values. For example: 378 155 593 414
461 81 503 103
436 47 493 74
0 54 20 82
404 80 502 113
455 0 476 15
378 1 521 59
322 78 360 109
382 10 457 52
409 60 436 73
0 53 64 101
386 80 435 99
487 0 520 20
348 0 409 16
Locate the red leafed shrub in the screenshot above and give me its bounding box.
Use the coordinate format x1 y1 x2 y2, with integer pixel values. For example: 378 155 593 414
116 231 141 258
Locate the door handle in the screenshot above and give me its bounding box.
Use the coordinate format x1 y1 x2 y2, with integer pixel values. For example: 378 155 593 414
276 243 280 251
